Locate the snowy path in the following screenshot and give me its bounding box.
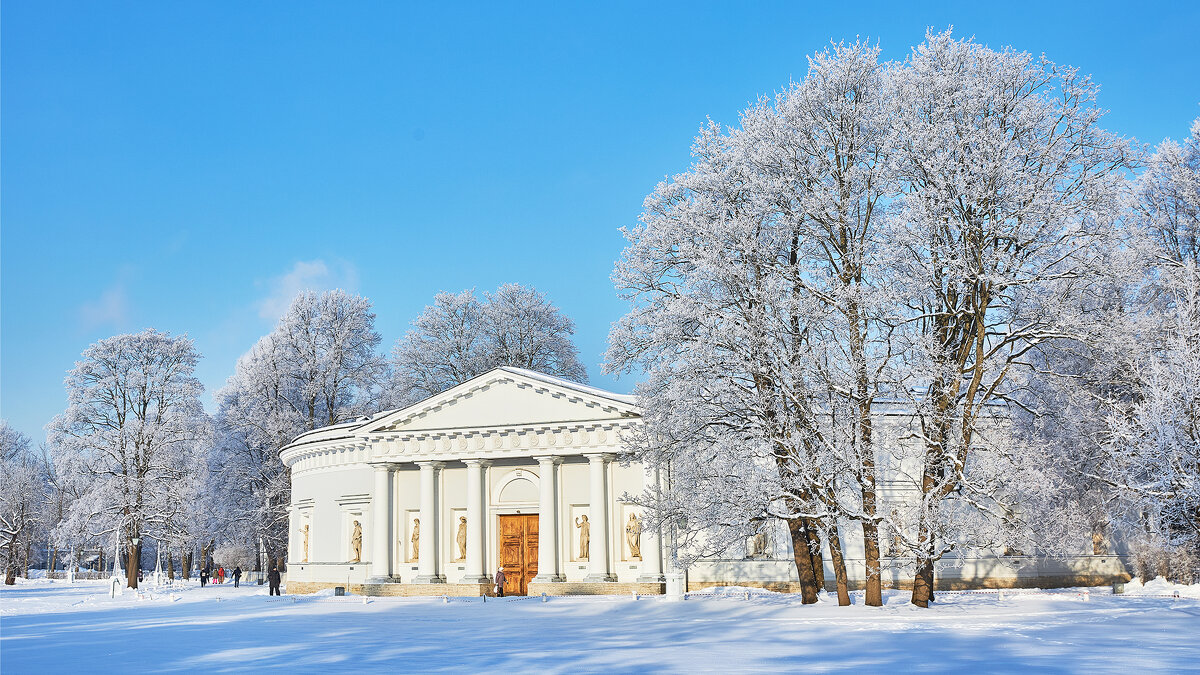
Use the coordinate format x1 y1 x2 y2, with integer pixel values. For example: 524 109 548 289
2 580 1198 673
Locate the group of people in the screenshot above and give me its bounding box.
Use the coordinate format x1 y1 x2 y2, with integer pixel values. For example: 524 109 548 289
199 565 242 587
197 564 283 594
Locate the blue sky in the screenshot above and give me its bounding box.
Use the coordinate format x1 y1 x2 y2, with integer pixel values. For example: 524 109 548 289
3 1 1198 442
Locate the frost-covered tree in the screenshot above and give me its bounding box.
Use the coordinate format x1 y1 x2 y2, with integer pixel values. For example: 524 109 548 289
609 30 1136 608
1100 262 1200 581
0 421 31 462
1136 117 1200 266
884 30 1132 606
608 41 901 605
1004 124 1200 577
48 330 210 589
486 284 588 381
392 283 587 404
211 540 255 570
211 290 387 570
390 290 489 404
0 422 42 584
1051 120 1200 582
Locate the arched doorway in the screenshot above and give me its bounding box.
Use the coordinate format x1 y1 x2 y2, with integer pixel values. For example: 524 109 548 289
495 473 539 595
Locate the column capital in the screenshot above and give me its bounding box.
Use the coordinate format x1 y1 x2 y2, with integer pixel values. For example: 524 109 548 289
463 458 493 468
415 460 446 469
583 452 614 462
532 455 563 465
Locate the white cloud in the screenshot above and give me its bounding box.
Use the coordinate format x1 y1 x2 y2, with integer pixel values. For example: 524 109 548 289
79 284 130 330
257 259 359 320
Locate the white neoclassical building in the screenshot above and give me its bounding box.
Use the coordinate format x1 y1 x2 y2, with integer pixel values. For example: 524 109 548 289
282 367 1129 596
282 367 689 596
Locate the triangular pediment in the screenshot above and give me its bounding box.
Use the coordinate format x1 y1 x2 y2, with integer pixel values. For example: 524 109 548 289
359 368 639 435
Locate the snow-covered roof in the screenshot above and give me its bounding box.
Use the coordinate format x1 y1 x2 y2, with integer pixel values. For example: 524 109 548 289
285 408 400 446
495 366 639 406
281 366 639 452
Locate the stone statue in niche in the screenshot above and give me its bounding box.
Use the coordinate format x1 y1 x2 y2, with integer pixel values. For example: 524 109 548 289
302 524 310 563
350 520 363 563
575 515 590 560
626 514 643 560
748 531 769 558
456 516 467 561
410 518 420 561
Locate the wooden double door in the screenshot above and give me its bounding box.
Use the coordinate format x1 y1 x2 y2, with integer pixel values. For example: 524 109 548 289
498 514 538 596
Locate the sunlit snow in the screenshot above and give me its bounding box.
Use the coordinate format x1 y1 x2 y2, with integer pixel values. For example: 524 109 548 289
2 579 1198 672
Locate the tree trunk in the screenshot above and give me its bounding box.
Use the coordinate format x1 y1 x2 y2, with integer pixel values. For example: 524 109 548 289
857 404 883 607
787 518 820 604
50 546 58 575
912 559 933 608
167 552 175 581
910 514 936 608
850 303 882 608
3 537 15 584
861 519 883 607
911 432 944 608
804 519 825 591
126 540 141 589
827 524 852 606
182 550 192 580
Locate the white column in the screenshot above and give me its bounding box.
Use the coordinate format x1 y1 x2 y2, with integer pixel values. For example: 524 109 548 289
584 453 615 582
638 465 665 583
369 465 393 581
415 461 446 583
532 456 564 583
462 459 490 583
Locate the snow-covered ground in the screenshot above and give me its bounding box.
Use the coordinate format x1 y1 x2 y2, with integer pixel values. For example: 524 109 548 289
2 579 1198 673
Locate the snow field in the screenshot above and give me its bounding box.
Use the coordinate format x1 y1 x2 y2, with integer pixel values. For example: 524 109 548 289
2 578 1198 673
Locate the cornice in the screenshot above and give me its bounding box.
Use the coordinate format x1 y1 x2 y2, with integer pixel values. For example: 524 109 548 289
283 418 639 475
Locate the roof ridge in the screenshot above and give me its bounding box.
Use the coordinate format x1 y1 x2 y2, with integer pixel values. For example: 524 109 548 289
496 366 638 405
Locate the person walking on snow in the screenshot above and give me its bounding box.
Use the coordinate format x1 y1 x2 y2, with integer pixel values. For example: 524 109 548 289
232 566 242 588
268 566 281 596
494 566 506 597
217 566 225 584
200 567 209 587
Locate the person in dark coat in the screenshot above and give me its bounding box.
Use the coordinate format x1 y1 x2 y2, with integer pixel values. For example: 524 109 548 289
200 567 209 587
268 566 281 596
494 566 506 598
232 566 242 588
